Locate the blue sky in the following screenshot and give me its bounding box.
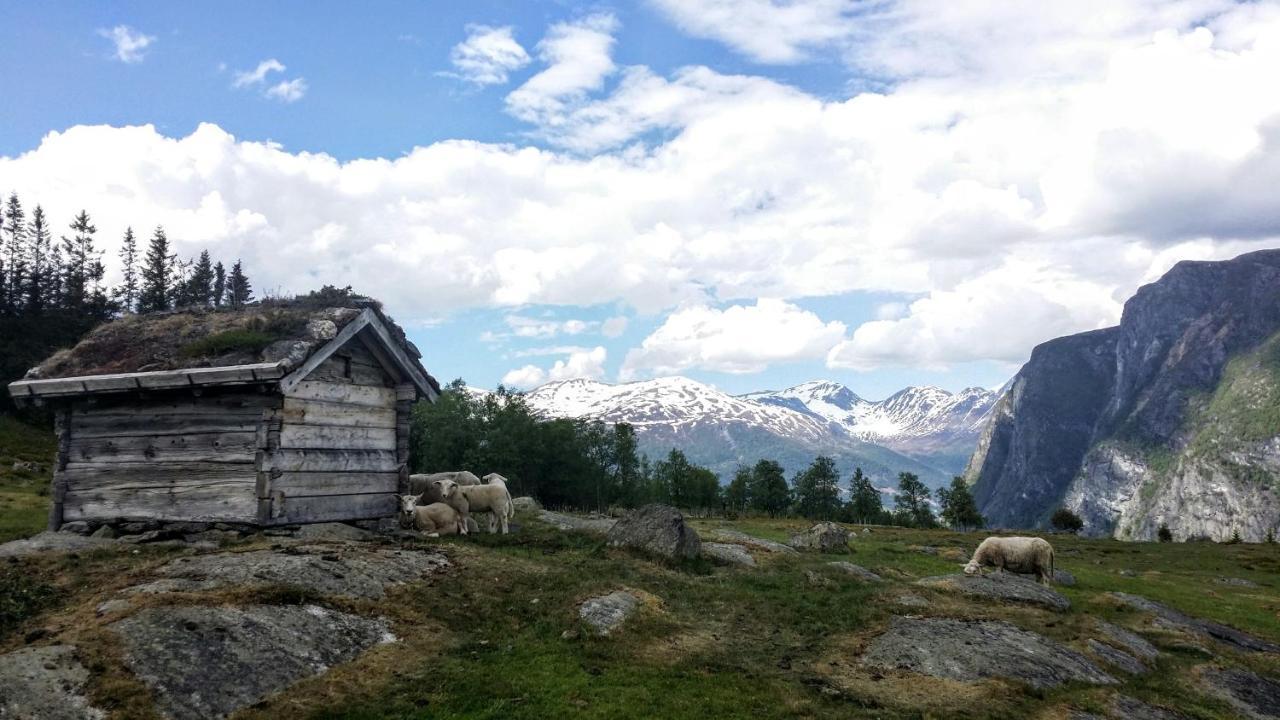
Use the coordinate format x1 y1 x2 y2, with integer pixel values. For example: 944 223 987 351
2 1 1276 398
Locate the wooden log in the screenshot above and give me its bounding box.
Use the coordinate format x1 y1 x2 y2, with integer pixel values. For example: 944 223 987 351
71 412 261 439
63 482 258 523
68 431 257 464
263 449 398 473
268 472 398 498
74 392 278 416
281 398 396 429
273 492 397 524
61 462 255 490
277 424 396 451
356 332 405 385
285 381 396 408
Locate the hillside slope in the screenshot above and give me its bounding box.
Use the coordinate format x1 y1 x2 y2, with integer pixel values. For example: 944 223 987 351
967 249 1280 540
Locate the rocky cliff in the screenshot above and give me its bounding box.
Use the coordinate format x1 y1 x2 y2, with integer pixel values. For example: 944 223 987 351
968 249 1280 540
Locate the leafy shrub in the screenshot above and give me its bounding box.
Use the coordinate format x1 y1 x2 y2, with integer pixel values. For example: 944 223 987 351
1050 507 1084 533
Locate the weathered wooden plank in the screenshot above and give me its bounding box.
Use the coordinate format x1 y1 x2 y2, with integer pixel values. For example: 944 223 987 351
67 432 257 464
273 492 396 524
264 449 398 473
280 398 396 429
286 381 396 408
71 412 261 438
63 482 258 523
74 393 278 416
278 424 396 451
306 355 389 387
268 472 398 498
62 462 255 490
355 332 404 385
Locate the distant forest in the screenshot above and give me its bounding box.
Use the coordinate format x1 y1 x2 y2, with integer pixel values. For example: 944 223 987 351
0 192 254 411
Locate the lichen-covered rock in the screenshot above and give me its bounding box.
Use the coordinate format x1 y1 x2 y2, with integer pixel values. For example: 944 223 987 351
292 522 373 542
917 572 1071 611
112 605 393 720
1109 695 1190 720
1087 639 1148 675
1197 666 1280 719
860 616 1115 689
538 509 616 534
710 529 798 554
787 522 850 553
1094 620 1159 661
0 531 117 557
1108 592 1280 654
827 562 881 582
578 591 641 636
606 504 700 561
0 645 104 720
702 542 755 567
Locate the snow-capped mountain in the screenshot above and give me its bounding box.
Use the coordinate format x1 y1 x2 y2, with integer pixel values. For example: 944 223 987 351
743 381 1001 473
523 376 959 488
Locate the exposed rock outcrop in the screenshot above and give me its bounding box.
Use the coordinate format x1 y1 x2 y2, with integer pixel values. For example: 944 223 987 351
0 645 103 720
578 591 641 636
606 504 701 560
787 522 850 553
968 250 1280 539
1108 592 1280 654
917 572 1071 611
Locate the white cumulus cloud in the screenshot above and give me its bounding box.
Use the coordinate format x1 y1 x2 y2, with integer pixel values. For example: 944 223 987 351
505 13 620 127
502 346 607 388
97 25 154 64
445 25 531 85
621 299 847 378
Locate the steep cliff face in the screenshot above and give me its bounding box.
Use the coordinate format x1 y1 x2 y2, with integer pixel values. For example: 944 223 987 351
968 249 1280 539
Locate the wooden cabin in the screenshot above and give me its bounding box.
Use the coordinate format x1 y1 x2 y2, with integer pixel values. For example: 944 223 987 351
7 298 440 530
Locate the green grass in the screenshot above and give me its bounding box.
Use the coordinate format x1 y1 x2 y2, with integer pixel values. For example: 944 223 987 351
0 414 54 542
179 328 277 358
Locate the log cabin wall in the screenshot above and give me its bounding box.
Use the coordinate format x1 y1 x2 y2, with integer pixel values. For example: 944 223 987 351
261 340 401 524
59 390 275 525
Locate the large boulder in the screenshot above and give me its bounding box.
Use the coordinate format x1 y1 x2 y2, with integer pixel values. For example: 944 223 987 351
0 645 103 720
861 616 1116 689
112 605 392 720
606 504 701 561
511 496 541 512
788 522 851 552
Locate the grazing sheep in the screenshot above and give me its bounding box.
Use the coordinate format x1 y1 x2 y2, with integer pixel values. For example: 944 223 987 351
964 536 1056 585
458 483 514 534
398 495 462 537
409 471 480 493
417 478 470 535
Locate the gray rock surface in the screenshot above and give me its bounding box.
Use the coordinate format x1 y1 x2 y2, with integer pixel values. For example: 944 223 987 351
0 531 117 557
0 645 104 720
95 599 133 616
511 496 541 512
895 594 929 608
826 561 881 582
1054 569 1077 586
1214 576 1260 588
710 529 798 554
112 605 392 720
606 504 700 561
59 521 92 535
1198 666 1280 719
1108 592 1280 654
120 546 449 600
537 509 616 534
702 542 755 567
1095 620 1159 661
292 522 373 542
1087 639 1147 675
578 591 641 636
917 572 1071 611
1109 695 1189 720
787 522 850 553
860 616 1116 689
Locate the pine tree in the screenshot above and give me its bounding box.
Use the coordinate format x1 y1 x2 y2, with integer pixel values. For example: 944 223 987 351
212 261 226 308
748 459 791 517
115 227 139 313
793 455 842 520
60 210 98 311
611 423 640 507
137 226 174 313
894 472 936 528
45 239 63 310
2 194 25 312
226 259 252 306
24 205 51 312
726 465 751 515
846 467 883 525
936 476 984 531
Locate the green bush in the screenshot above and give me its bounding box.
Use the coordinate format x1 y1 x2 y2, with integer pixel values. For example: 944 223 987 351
1050 507 1084 533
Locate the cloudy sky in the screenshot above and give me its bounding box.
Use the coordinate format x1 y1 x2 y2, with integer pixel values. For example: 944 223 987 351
2 1 1278 398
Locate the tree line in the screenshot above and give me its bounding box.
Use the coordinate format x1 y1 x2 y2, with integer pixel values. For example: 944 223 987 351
412 379 987 530
0 192 255 411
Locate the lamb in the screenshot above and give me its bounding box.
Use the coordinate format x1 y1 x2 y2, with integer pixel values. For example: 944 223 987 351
415 478 471 535
409 471 480 492
458 482 514 534
964 536 1056 585
398 495 462 537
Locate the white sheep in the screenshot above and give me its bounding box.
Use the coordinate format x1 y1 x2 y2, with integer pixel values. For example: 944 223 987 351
459 483 514 534
410 470 481 490
964 536 1056 585
482 472 509 489
415 478 470 535
398 495 462 537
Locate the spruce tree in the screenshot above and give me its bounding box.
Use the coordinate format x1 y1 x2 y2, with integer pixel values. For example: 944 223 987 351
137 226 174 313
936 476 984 531
2 194 25 312
189 250 215 306
212 261 226 307
846 467 883 524
793 455 842 520
726 465 751 515
226 259 252 306
60 210 97 311
748 459 791 517
24 205 51 312
116 227 139 313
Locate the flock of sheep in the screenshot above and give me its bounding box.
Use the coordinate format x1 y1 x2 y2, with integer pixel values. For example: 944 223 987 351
398 470 514 537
